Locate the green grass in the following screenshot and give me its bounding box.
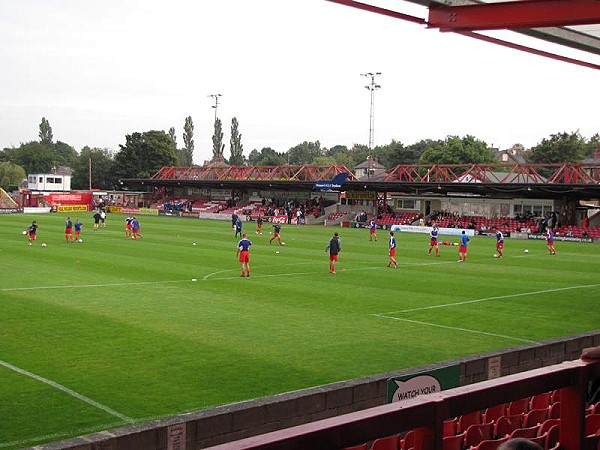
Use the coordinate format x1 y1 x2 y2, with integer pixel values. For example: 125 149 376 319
0 213 598 449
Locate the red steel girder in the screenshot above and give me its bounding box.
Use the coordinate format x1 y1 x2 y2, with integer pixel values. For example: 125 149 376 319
428 0 600 32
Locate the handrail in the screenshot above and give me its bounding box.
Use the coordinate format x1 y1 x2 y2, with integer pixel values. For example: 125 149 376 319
203 358 600 450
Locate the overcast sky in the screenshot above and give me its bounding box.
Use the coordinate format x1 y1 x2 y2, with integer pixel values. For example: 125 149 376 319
1 0 599 165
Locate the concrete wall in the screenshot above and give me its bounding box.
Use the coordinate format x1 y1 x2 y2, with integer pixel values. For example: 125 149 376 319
36 331 600 450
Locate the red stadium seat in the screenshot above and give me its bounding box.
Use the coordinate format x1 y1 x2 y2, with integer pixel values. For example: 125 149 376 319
510 425 540 439
544 424 560 450
444 418 458 436
483 404 507 424
341 444 368 450
495 415 522 438
458 410 482 433
473 437 508 450
508 397 530 416
548 402 561 419
400 430 414 450
442 433 464 450
464 423 494 448
524 408 549 427
372 433 400 450
538 418 560 436
586 414 600 437
530 392 552 410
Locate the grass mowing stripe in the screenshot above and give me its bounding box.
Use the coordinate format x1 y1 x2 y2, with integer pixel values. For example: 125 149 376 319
0 360 133 423
379 283 600 314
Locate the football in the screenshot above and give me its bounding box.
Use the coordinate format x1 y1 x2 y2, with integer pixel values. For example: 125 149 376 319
41 243 47 247
21 230 27 235
78 239 83 243
524 249 529 253
281 242 286 246
493 254 498 258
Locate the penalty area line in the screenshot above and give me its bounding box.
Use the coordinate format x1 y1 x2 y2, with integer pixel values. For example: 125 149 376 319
0 360 134 424
370 314 536 344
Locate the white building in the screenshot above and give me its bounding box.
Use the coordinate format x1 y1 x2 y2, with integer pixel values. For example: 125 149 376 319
27 169 72 192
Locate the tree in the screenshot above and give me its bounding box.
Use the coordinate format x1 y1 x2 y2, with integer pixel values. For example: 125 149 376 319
0 161 26 190
585 133 600 158
1 142 55 174
247 147 286 166
419 135 494 164
528 132 587 164
287 141 322 165
181 117 194 166
229 117 244 165
53 141 78 167
70 147 117 190
39 117 53 144
168 127 177 149
114 130 178 181
212 118 224 160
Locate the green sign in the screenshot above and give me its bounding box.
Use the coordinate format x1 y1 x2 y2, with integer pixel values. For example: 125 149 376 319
386 365 460 403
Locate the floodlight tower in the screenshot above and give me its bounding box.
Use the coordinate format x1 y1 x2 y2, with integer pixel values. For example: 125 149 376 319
208 93 222 121
361 72 381 150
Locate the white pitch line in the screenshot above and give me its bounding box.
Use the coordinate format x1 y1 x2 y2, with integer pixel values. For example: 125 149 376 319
0 360 133 423
370 314 537 343
378 283 600 315
0 280 188 292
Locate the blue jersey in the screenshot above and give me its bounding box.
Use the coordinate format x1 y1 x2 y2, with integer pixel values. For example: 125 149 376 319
370 220 376 231
460 234 470 247
430 229 438 242
74 221 82 232
496 231 504 243
273 224 281 233
238 238 252 252
235 219 242 230
546 229 554 242
389 236 396 249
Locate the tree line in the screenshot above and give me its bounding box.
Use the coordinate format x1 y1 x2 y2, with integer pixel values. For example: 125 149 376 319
1 116 598 191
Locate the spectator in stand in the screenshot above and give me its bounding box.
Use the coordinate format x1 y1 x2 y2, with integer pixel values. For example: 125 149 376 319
583 216 590 228
498 438 542 450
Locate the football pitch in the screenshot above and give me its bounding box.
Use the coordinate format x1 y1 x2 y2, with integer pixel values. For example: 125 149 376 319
1 213 599 449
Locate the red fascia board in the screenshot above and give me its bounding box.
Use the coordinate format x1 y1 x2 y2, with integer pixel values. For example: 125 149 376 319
428 0 600 31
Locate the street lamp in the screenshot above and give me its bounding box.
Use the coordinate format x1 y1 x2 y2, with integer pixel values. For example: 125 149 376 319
361 72 381 150
208 93 222 121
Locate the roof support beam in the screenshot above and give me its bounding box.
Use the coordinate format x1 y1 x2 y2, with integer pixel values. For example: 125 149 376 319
428 0 600 31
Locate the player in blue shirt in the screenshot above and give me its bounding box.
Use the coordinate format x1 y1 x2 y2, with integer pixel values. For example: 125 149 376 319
369 219 377 242
546 227 556 255
236 233 252 277
269 224 283 245
458 230 470 262
495 228 504 258
428 225 440 257
387 231 398 268
235 218 243 238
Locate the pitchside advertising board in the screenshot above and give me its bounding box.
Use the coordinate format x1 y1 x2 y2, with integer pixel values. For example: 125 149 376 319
387 365 460 403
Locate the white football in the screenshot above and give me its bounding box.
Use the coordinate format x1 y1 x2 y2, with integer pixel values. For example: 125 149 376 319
21 230 27 235
281 242 286 246
524 249 529 253
41 243 47 247
493 254 498 258
78 239 83 243
192 242 197 246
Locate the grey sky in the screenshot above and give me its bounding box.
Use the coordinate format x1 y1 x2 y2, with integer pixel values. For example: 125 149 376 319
1 0 598 165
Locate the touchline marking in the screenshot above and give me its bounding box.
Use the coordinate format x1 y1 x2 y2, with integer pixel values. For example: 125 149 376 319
370 315 536 343
0 280 188 292
0 360 134 423
378 283 600 315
